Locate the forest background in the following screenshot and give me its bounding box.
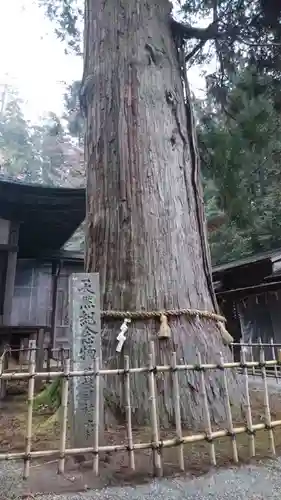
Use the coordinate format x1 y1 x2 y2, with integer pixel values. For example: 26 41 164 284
1 0 280 266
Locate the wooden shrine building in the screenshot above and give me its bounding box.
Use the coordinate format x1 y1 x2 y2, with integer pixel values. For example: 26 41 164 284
213 248 281 358
0 178 85 360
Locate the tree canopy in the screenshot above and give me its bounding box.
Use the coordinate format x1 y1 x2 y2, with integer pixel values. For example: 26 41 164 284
3 0 281 265
181 1 281 97
0 83 84 187
39 1 281 82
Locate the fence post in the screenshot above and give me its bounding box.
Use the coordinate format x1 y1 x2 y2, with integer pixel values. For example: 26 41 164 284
58 357 70 474
35 327 45 392
124 354 135 471
197 350 216 465
249 340 255 377
219 352 238 463
260 346 275 456
69 273 103 453
93 355 100 475
23 339 36 479
171 351 184 471
270 338 278 381
0 345 8 401
240 343 255 457
148 341 162 477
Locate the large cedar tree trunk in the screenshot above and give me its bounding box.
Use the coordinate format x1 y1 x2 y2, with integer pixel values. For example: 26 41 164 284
83 0 242 427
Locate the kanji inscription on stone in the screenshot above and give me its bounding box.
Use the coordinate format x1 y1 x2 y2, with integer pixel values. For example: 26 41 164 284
69 273 102 448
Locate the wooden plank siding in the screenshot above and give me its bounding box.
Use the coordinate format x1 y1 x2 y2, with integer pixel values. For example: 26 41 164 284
236 290 281 360
11 259 83 350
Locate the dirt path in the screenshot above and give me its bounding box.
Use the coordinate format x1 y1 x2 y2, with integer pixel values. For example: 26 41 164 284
2 458 281 500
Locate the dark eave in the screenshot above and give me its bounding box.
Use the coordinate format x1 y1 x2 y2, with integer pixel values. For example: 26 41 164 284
0 179 85 258
213 247 281 299
40 249 85 263
212 247 281 280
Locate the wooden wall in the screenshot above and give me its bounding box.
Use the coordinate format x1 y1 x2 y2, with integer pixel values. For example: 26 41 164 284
236 290 281 360
0 217 19 326
11 259 83 349
0 218 10 244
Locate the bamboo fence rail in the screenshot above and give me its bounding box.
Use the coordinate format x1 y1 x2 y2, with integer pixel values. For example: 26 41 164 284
230 338 281 379
2 358 281 380
1 339 281 479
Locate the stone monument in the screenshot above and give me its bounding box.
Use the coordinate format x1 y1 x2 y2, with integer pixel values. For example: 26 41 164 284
69 273 103 450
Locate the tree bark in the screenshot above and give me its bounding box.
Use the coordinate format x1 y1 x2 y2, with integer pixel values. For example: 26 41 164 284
83 0 242 427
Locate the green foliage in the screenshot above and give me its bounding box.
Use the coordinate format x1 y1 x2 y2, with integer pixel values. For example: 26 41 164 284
36 0 281 265
33 113 65 186
0 85 41 182
63 80 84 145
182 1 281 104
201 68 281 264
0 82 85 251
34 379 63 429
38 0 83 54
38 0 281 92
0 84 85 188
34 378 62 411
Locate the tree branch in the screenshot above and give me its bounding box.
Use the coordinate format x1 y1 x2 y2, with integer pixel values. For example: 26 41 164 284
213 0 226 105
185 39 208 63
170 18 220 42
170 10 238 65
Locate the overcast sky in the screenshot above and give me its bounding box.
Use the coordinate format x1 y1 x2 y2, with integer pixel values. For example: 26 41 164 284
0 1 213 122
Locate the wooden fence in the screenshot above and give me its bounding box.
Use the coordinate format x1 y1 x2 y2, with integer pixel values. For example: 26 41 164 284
230 338 281 378
1 339 281 480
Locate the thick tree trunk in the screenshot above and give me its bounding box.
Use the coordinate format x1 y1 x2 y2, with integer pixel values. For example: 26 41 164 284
83 0 242 427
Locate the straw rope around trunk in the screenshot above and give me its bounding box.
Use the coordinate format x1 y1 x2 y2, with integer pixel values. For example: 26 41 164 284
33 306 233 425
101 307 233 345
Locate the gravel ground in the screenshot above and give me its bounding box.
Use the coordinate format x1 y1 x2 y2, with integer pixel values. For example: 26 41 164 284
247 374 281 394
1 458 281 500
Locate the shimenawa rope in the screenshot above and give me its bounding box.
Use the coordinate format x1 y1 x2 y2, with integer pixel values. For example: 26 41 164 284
101 307 233 345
